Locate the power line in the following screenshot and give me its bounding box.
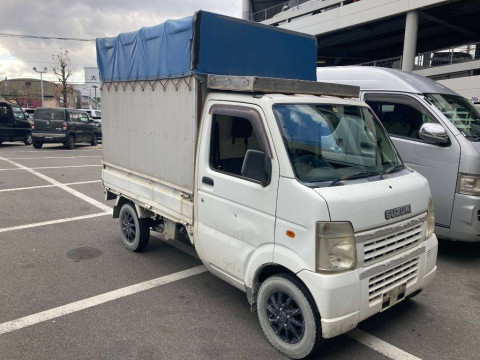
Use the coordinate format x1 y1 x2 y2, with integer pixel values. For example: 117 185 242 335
0 33 95 42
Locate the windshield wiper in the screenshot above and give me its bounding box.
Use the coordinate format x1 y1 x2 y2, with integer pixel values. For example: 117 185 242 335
380 164 405 179
329 171 380 187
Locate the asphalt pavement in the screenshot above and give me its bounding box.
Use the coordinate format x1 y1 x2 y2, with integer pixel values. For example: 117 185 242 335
0 142 478 360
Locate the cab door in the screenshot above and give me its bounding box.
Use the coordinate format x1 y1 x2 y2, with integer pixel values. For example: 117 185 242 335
365 93 461 229
196 102 279 289
0 103 13 140
11 105 30 140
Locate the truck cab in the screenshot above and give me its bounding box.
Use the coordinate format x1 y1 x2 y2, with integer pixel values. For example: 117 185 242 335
98 11 438 359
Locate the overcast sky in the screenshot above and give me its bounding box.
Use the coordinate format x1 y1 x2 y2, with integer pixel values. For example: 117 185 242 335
0 0 241 83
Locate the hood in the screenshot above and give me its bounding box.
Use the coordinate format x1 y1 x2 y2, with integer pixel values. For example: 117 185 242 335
315 172 430 232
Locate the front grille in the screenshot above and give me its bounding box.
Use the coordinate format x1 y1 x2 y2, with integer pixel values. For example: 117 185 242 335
362 222 424 266
368 257 419 303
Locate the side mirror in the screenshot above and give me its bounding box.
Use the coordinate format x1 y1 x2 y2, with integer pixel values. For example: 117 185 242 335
241 150 272 187
419 123 450 146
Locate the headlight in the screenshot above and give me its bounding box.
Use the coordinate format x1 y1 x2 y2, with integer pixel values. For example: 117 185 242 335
456 173 480 196
316 222 356 272
426 197 435 239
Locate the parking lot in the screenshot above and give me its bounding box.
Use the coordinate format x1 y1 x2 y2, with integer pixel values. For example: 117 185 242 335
0 142 478 360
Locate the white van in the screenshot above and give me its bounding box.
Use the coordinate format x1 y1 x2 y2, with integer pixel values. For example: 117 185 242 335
317 66 480 242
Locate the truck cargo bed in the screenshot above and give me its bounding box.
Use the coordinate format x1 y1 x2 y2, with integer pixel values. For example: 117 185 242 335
101 76 202 194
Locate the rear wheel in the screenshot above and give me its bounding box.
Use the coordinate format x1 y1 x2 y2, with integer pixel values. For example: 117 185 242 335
119 203 150 252
32 141 43 149
257 275 323 359
24 133 33 145
64 135 75 150
90 133 98 146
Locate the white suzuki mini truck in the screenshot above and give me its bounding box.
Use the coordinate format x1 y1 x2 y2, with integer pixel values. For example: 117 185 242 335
98 12 438 359
101 74 438 359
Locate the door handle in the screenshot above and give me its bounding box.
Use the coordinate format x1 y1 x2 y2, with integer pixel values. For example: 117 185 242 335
202 177 214 186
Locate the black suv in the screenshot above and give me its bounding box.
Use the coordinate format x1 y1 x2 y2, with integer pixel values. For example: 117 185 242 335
0 102 33 145
32 108 98 149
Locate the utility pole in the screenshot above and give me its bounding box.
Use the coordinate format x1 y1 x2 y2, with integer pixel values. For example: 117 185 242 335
92 85 98 109
33 67 48 107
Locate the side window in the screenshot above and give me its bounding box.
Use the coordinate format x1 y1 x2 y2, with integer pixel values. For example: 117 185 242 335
79 113 89 123
210 114 263 178
367 100 434 140
0 105 10 124
12 106 25 120
69 113 79 122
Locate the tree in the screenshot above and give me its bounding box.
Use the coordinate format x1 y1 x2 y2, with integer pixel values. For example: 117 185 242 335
52 48 74 108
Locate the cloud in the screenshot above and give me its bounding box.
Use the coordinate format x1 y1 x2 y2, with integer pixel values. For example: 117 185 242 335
0 0 241 82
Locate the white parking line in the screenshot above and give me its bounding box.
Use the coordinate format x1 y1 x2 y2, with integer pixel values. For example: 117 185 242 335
0 156 111 213
348 328 422 360
0 165 102 171
0 180 103 193
0 265 207 335
0 148 102 154
0 213 110 233
5 156 103 160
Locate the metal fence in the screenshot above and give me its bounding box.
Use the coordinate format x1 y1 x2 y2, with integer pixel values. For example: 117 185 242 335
360 43 480 70
250 0 353 22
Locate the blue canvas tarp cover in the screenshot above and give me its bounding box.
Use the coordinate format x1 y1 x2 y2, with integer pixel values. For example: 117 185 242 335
97 11 317 82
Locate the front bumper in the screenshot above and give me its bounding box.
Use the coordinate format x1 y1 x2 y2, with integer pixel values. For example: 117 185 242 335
32 133 67 143
447 193 480 242
297 234 438 339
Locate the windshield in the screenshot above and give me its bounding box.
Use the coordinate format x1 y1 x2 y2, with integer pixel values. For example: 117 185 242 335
12 106 25 120
273 104 403 185
425 94 480 140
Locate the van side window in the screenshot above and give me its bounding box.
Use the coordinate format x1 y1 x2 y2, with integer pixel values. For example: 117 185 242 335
0 105 9 124
210 114 263 178
70 113 79 122
368 100 434 140
79 113 89 123
12 106 25 120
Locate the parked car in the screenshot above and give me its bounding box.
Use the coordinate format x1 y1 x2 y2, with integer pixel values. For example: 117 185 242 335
32 107 98 149
86 109 102 140
317 66 480 242
0 102 33 145
22 108 36 120
430 51 473 67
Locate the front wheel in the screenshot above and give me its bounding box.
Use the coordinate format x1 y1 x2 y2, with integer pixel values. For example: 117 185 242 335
24 133 33 145
32 141 43 149
119 203 150 252
64 135 75 150
90 133 98 146
257 275 323 359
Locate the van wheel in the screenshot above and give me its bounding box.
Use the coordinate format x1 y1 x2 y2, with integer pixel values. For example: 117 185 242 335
24 134 33 145
64 135 75 150
119 203 150 252
257 275 323 359
90 133 98 146
32 141 43 149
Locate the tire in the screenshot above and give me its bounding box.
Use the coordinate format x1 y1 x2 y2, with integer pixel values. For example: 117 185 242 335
64 135 75 150
90 133 98 146
32 141 43 149
24 133 33 145
257 275 323 359
119 203 150 252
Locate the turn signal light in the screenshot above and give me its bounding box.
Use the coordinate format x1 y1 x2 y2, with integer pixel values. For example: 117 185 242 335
286 230 295 238
62 122 67 131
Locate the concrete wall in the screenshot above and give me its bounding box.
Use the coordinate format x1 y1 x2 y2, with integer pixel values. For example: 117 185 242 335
438 75 480 101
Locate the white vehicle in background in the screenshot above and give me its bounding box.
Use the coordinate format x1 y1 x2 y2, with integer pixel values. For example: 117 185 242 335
98 12 438 359
317 66 480 242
